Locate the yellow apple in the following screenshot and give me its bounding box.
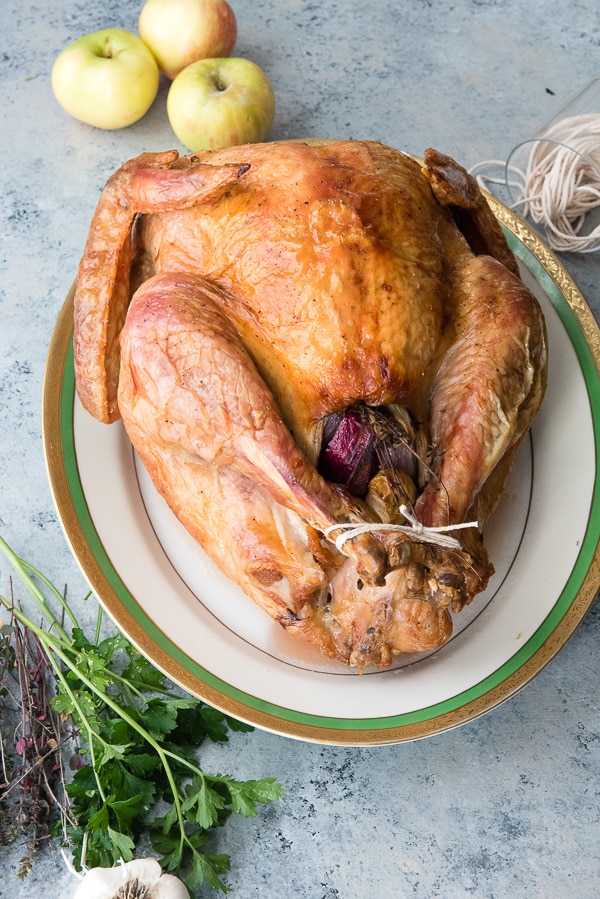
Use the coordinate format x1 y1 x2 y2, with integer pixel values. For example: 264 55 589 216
166 57 276 152
139 0 237 80
51 28 159 130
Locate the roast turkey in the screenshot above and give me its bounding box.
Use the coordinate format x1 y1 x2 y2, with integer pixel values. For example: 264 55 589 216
73 139 547 670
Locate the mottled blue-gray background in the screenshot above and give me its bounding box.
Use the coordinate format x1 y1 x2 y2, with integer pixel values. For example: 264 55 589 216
1 1 599 897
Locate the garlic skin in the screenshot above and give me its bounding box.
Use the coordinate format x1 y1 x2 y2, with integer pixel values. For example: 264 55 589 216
73 858 189 899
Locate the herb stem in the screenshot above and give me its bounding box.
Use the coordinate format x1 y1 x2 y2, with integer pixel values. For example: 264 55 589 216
37 634 108 805
94 604 102 646
0 537 71 643
20 558 79 632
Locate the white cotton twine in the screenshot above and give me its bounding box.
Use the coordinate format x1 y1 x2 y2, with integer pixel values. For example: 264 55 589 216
471 113 600 253
324 505 478 554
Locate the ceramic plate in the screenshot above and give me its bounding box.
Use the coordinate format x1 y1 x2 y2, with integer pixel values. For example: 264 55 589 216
43 199 600 745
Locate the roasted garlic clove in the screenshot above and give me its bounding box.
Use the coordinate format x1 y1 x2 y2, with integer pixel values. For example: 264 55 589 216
365 467 417 524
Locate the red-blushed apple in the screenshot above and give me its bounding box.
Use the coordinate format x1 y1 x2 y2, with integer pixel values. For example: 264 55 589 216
138 0 237 80
51 28 159 130
166 57 275 151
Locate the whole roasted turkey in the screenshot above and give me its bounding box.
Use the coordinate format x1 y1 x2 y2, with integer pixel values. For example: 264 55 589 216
74 139 547 670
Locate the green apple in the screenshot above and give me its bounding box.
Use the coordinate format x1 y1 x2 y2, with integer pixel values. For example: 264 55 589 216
51 28 159 130
139 0 237 80
166 57 276 152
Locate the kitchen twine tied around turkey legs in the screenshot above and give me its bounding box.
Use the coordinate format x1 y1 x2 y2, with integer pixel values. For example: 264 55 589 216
469 80 600 253
324 506 479 554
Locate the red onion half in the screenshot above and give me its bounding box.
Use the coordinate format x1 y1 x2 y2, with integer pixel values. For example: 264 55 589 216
318 405 419 497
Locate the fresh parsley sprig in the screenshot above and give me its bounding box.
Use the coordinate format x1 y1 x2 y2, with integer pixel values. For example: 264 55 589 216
0 535 283 895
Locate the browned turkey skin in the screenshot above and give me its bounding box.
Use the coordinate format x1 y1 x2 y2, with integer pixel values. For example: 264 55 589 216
73 139 548 670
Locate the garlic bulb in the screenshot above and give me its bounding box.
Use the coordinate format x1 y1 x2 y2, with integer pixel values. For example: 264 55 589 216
73 858 188 899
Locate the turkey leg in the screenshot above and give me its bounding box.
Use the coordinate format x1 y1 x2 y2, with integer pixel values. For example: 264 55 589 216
118 272 389 584
416 254 548 529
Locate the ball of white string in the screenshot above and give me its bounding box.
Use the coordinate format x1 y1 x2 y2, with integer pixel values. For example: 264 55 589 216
472 113 600 253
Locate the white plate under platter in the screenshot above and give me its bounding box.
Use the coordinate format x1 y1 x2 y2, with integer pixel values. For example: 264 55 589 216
43 198 600 745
